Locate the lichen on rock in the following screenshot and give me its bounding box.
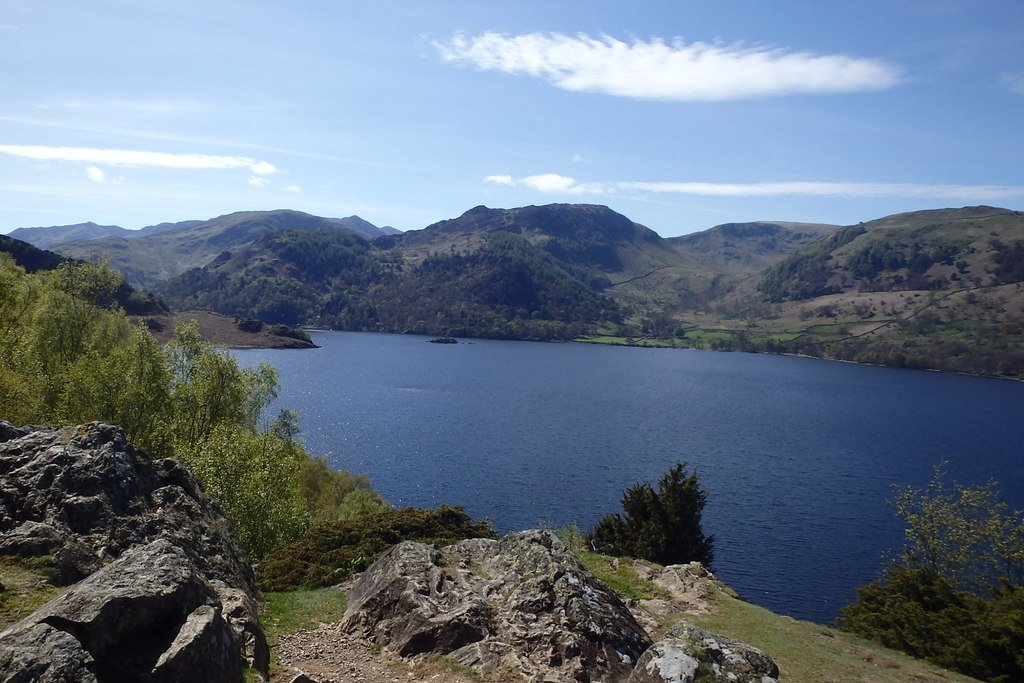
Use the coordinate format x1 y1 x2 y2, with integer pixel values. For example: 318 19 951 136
0 421 268 682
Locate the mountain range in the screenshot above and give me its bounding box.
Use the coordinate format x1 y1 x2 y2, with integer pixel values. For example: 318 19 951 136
4 203 1022 377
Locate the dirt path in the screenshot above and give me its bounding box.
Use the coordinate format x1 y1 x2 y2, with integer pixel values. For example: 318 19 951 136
272 621 478 683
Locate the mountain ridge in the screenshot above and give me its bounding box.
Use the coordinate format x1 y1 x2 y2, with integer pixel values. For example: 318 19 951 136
50 209 389 289
10 202 1022 377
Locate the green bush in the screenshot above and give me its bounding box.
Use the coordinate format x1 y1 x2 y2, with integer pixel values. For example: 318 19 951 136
840 465 1024 681
586 461 714 567
298 456 390 525
256 505 496 591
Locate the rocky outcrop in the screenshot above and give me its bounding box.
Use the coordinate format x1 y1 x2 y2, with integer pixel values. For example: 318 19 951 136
629 623 779 683
0 422 267 682
342 530 652 682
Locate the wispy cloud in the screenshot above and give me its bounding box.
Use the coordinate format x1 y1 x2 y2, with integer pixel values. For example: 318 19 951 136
485 174 1024 200
84 166 106 183
0 144 278 176
282 184 302 193
248 176 269 187
0 24 15 31
436 32 901 101
1001 72 1024 96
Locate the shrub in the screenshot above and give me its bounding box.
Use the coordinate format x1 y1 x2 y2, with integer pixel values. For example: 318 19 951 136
256 505 496 591
586 462 714 567
840 464 1024 681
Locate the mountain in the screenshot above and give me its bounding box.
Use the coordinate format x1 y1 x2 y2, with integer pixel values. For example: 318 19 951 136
17 202 1024 376
6 218 202 250
668 221 837 274
156 204 862 342
760 206 1023 301
8 222 128 249
738 206 1024 377
158 218 623 340
56 209 389 290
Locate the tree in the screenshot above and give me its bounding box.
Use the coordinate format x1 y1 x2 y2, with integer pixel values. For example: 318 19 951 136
840 464 1024 682
587 462 714 567
890 463 1024 594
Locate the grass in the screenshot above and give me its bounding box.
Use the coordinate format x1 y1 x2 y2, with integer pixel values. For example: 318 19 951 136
569 549 978 683
0 556 64 629
691 587 979 683
261 587 348 650
576 551 664 602
415 655 482 681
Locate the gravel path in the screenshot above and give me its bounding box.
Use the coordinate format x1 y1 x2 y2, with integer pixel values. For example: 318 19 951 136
272 621 478 683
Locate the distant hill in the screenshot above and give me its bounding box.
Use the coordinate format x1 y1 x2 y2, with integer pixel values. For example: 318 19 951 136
668 221 837 274
8 222 128 250
158 217 623 340
760 206 1024 301
15 202 1023 377
156 204 866 342
7 218 202 250
55 209 389 290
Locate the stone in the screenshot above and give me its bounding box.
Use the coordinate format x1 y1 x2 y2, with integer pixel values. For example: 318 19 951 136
0 422 269 681
630 623 779 683
343 529 651 682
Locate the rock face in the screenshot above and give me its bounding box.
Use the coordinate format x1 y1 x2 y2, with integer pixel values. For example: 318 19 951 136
342 530 652 682
629 623 779 683
0 422 267 682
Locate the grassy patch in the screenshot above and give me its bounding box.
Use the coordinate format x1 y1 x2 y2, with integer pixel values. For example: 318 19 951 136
576 551 663 602
415 655 482 681
692 587 978 683
684 329 734 343
0 556 64 630
262 587 348 649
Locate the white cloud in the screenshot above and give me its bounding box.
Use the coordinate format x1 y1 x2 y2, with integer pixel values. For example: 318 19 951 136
0 24 15 31
84 166 105 183
282 184 302 193
248 175 269 187
0 144 278 176
483 174 515 186
519 173 584 193
436 32 902 101
485 174 1024 201
1001 72 1024 96
623 181 1024 200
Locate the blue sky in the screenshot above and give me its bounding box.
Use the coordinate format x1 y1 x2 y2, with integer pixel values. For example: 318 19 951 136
1 0 1022 236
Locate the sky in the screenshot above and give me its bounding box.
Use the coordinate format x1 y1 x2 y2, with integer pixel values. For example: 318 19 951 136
1 0 1023 237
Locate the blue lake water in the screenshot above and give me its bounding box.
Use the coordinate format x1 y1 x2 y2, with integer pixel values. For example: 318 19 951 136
235 331 1024 623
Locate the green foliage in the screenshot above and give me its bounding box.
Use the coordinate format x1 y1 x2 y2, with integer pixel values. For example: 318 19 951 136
840 465 1024 681
575 551 664 602
175 421 309 561
759 226 865 302
840 566 983 670
298 455 390 525
0 258 389 562
159 226 621 341
255 505 496 591
587 462 714 567
890 464 1024 593
991 240 1024 284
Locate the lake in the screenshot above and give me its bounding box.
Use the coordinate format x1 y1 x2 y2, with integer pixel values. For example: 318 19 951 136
235 331 1024 623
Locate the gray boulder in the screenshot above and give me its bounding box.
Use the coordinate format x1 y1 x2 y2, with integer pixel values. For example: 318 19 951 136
343 529 651 682
0 422 267 681
629 624 779 683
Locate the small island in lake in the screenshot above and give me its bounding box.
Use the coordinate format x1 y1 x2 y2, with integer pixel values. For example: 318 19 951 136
428 335 458 344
